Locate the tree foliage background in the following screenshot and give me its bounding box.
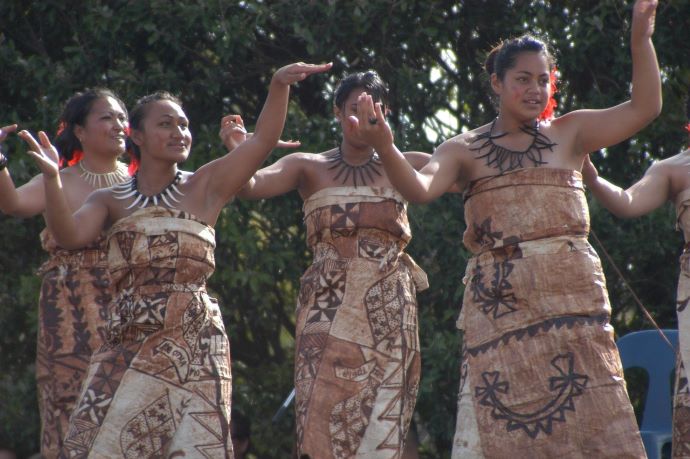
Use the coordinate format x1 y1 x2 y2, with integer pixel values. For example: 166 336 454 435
0 1 688 457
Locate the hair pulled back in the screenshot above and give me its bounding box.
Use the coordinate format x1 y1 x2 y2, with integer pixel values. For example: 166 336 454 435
128 91 183 162
485 34 555 80
54 88 127 165
334 71 389 110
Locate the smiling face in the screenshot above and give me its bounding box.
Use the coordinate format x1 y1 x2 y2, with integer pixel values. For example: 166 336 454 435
131 99 192 164
73 96 128 158
492 51 551 121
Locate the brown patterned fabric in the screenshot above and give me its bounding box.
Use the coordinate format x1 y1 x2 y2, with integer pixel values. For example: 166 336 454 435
452 168 646 458
673 189 690 458
295 187 428 459
60 207 233 459
37 230 112 459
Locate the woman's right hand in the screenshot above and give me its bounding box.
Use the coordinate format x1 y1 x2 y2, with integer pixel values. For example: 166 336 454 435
18 130 60 178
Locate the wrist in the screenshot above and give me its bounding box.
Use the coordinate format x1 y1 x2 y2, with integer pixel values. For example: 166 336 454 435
0 153 7 171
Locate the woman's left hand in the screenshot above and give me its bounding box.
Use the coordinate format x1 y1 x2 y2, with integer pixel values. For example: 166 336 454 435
349 92 394 153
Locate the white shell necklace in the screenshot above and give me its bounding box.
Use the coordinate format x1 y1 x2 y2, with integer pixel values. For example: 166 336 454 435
112 171 184 209
78 161 130 188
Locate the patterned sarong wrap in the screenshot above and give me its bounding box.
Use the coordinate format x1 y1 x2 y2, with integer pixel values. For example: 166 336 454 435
295 186 428 459
37 229 111 459
673 188 690 457
451 168 646 459
60 207 233 459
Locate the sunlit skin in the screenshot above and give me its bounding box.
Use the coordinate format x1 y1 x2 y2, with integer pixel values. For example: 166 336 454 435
231 85 437 202
350 0 661 203
75 96 128 170
18 61 332 248
130 101 193 168
492 52 551 125
0 96 128 218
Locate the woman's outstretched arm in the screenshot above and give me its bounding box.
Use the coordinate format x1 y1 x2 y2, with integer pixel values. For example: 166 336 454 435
19 130 107 249
564 0 661 156
582 155 670 218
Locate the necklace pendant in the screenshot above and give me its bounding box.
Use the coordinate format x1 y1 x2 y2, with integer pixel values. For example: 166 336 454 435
327 145 382 187
112 171 184 210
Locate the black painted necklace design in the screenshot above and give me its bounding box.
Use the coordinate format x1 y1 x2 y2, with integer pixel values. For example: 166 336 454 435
470 118 557 173
326 145 382 187
112 171 184 209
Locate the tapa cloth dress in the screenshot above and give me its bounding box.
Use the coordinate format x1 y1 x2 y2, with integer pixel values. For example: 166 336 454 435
295 187 428 459
451 168 646 458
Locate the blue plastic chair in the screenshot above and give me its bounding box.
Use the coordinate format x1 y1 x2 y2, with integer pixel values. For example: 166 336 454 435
617 329 679 459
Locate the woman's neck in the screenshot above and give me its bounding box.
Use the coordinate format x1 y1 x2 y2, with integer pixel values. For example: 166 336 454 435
135 161 179 195
79 150 121 173
340 142 376 166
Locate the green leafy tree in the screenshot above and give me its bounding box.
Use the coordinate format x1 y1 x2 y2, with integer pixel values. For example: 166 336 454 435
0 1 688 457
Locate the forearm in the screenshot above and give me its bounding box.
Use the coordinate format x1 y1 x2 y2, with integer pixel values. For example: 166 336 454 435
252 79 290 150
0 169 21 215
378 144 434 203
587 177 640 218
629 28 661 122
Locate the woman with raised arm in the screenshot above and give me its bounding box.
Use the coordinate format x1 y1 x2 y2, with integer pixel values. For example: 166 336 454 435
582 107 690 456
0 89 129 459
228 71 432 458
19 61 330 458
351 1 661 457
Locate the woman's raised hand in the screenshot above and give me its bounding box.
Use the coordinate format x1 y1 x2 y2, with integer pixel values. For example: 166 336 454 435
271 62 333 86
632 0 658 42
219 114 248 151
18 130 60 178
219 114 301 151
349 92 394 154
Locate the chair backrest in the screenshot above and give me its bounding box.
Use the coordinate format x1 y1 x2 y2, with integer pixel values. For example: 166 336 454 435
616 329 679 432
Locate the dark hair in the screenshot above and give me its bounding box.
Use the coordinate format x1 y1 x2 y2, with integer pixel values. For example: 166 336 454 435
485 34 555 81
685 94 690 121
334 71 389 110
54 88 127 163
128 91 183 160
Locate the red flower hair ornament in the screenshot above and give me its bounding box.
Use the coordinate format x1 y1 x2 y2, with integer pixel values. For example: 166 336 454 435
538 67 558 122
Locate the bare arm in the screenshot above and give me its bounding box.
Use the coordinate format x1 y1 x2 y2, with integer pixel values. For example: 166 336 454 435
200 62 332 206
350 94 462 203
0 124 49 217
582 155 670 218
237 153 306 200
19 130 107 249
568 0 661 155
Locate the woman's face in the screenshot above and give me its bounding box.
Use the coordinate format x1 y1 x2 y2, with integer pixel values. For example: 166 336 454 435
133 99 192 163
74 96 128 157
493 51 551 121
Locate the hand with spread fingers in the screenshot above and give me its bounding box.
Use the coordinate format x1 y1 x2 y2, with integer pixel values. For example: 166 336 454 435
219 114 248 151
348 92 394 154
18 130 61 178
219 114 301 151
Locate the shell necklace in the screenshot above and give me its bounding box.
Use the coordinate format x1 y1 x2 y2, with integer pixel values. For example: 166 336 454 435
112 171 184 209
79 161 130 188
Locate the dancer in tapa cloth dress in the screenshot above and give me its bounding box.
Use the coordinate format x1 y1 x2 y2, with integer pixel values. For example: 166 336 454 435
451 168 645 458
20 63 331 457
61 206 233 458
295 186 428 458
36 230 112 456
0 89 131 458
